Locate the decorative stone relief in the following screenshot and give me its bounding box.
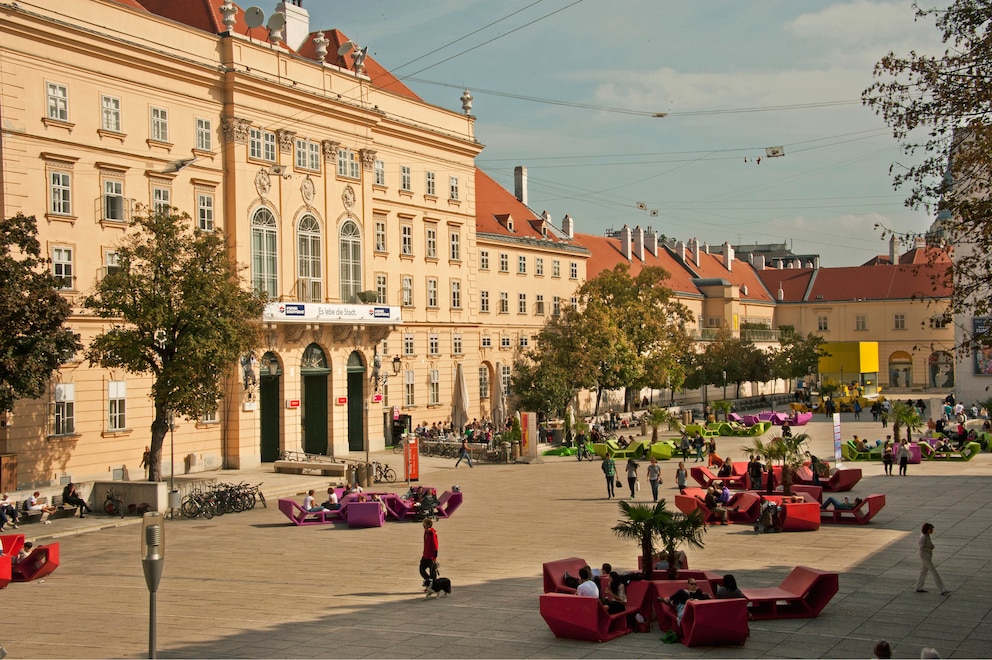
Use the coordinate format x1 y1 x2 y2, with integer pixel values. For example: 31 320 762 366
342 185 356 211
322 140 340 162
254 169 271 199
301 176 315 205
359 148 377 171
221 117 252 144
276 129 296 154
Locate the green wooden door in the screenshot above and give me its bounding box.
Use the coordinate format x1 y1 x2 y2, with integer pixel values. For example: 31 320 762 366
347 369 364 451
259 375 280 462
303 374 328 455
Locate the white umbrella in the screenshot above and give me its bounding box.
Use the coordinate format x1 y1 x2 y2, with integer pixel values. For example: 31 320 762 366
493 363 506 431
451 363 470 433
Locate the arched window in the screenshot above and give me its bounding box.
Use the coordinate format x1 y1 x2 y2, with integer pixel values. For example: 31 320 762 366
251 208 278 298
297 214 322 302
339 219 361 302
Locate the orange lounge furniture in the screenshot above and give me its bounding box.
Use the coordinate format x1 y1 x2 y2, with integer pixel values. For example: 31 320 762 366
820 494 886 525
740 566 838 619
542 557 589 594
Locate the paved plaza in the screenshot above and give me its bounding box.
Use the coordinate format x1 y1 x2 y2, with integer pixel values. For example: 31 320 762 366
3 415 992 659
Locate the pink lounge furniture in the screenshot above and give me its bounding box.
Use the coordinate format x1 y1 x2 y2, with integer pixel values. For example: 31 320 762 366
675 489 761 524
436 490 463 517
651 583 748 647
543 557 590 594
758 411 791 425
689 466 748 490
892 442 922 464
539 580 651 642
740 566 839 620
789 411 813 426
742 414 762 426
727 412 744 423
820 494 886 525
278 498 341 525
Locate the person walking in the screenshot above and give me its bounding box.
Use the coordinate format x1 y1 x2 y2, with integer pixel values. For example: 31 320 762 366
679 433 691 461
454 437 474 468
897 443 910 476
420 519 439 589
625 457 639 500
646 457 662 502
676 461 688 494
601 452 617 499
693 433 705 462
915 522 950 595
882 441 894 476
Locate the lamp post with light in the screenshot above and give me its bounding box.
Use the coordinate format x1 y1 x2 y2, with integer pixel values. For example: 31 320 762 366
141 511 165 659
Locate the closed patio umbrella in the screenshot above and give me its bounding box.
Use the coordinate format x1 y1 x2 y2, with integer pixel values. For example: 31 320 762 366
451 363 470 433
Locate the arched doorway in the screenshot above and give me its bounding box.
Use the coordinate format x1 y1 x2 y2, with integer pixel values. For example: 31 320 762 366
301 343 330 455
259 351 281 462
929 351 954 388
888 351 913 389
346 351 366 452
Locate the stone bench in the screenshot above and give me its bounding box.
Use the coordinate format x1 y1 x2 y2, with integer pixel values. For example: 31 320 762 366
272 460 347 477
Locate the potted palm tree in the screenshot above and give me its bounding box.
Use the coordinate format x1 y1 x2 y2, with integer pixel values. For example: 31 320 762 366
891 401 924 443
745 433 812 496
647 407 675 443
613 500 705 581
712 400 733 421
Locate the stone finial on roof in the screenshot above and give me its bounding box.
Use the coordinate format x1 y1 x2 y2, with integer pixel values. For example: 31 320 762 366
645 228 658 256
313 31 329 62
219 1 237 31
460 89 473 115
723 242 734 272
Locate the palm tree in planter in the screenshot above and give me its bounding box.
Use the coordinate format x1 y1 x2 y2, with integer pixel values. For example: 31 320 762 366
712 400 733 421
613 500 705 580
648 407 676 443
745 433 812 496
891 401 924 443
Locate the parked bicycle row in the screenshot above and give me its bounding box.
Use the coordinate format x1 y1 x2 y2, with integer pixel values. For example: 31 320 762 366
180 481 265 519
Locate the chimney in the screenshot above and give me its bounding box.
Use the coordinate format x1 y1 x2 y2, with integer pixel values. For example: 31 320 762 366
542 210 552 223
645 228 658 256
675 240 686 264
889 235 898 264
620 225 632 261
812 256 820 269
691 238 700 266
755 254 765 270
702 242 710 254
722 242 734 272
633 226 645 262
561 214 574 239
276 1 310 52
514 166 527 206
793 258 802 269
777 282 784 301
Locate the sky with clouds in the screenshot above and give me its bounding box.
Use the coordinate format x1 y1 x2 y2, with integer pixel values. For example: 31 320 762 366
293 0 948 266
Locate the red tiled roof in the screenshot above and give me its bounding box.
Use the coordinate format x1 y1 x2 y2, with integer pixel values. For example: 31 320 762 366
755 268 813 303
475 169 566 243
671 248 774 302
109 0 149 11
571 233 700 296
862 246 952 266
138 0 248 35
757 263 951 302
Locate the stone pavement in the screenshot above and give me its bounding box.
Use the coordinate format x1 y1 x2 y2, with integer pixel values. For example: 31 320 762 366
3 415 991 659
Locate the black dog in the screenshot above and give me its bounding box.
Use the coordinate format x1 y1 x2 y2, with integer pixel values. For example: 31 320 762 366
425 577 451 599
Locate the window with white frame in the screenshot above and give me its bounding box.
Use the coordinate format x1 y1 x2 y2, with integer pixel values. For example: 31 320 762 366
400 165 411 191
374 218 387 252
502 365 512 395
499 291 509 314
251 207 278 298
196 118 212 151
450 231 460 261
570 261 578 279
480 250 490 270
518 255 527 274
108 380 127 431
47 82 68 121
401 225 413 255
480 290 490 313
499 253 509 272
297 214 322 302
426 227 437 259
501 335 511 349
427 278 438 307
451 280 461 309
519 336 529 348
453 334 463 356
376 274 387 304
478 367 489 399
339 220 361 302
336 148 359 178
429 369 440 405
894 314 906 330
52 246 73 290
308 141 321 171
855 315 867 331
152 186 171 214
104 179 124 222
817 315 829 331
535 294 545 315
449 175 459 200
404 370 416 406
197 192 214 231
201 409 219 424
481 336 492 348
101 95 121 132
404 333 415 356
553 296 561 316
263 131 276 162
250 128 276 161
401 276 413 306
104 250 121 277
518 293 527 314
295 138 308 169
50 171 71 215
426 171 436 196
150 106 169 142
535 257 544 276
570 296 578 309
374 159 385 185
553 259 561 277
53 383 75 435
429 334 439 356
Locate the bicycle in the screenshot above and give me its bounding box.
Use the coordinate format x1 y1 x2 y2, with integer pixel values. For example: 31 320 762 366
103 487 125 517
373 462 396 484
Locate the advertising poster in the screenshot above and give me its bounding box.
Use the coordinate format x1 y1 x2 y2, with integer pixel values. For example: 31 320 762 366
833 412 842 465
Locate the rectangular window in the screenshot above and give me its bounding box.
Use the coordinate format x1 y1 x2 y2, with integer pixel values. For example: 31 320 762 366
150 106 169 142
309 141 321 171
404 333 415 356
375 220 387 252
817 315 829 331
453 335 463 356
553 296 561 316
249 128 263 160
263 131 276 162
335 149 359 178
104 179 124 221
401 276 413 307
480 250 490 270
427 278 438 308
197 193 214 231
376 274 387 304
502 365 512 395
429 334 439 356
104 250 121 277
152 186 170 214
195 118 212 151
201 409 218 424
855 315 867 331
518 293 527 314
478 367 489 399
426 171 436 196
571 296 578 309
404 370 416 406
553 260 561 278
108 380 126 431
499 292 509 314
101 95 121 132
374 159 385 185
451 280 461 309
401 225 413 256
296 139 308 169
519 336 529 348
570 261 578 279
499 253 509 272
449 175 459 200
47 82 68 121
501 336 511 349
481 290 490 313
535 257 544 276
450 232 460 261
481 336 492 348
50 171 71 215
429 370 440 405
426 227 437 259
52 246 73 290
53 383 75 435
518 255 527 274
535 294 545 315
401 165 411 191
894 314 906 330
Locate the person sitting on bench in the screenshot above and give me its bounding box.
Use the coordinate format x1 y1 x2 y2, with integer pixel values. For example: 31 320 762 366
320 487 340 510
0 493 20 530
659 578 711 623
716 574 744 599
62 483 93 518
821 496 862 510
302 489 327 513
717 459 734 478
25 492 56 524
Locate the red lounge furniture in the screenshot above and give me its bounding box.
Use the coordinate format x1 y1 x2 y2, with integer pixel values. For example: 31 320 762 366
794 466 862 492
741 566 839 619
652 584 748 647
344 501 385 528
779 501 820 531
13 543 60 581
820 494 885 524
539 581 650 643
0 554 10 589
689 466 748 490
543 557 589 594
636 553 689 573
1 533 24 556
277 498 341 525
675 490 761 524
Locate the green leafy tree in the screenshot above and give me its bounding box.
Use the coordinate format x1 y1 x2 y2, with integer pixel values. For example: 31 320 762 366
82 207 265 481
745 432 813 496
612 500 705 580
891 401 924 443
0 213 82 413
863 1 992 351
700 329 769 398
712 400 733 422
772 332 828 392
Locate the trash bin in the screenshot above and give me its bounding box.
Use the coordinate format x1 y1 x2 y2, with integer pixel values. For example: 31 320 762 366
348 464 358 485
500 442 511 463
168 489 181 511
511 441 520 461
682 410 692 425
640 419 648 436
365 462 374 488
357 463 368 487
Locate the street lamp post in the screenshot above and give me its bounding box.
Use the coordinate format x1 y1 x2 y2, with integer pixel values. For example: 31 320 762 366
141 512 165 659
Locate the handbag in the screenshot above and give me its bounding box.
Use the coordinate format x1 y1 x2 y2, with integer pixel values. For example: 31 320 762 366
635 480 640 492
615 478 622 488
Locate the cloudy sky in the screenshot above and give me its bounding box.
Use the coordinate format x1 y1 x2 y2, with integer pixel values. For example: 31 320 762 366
294 0 947 266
